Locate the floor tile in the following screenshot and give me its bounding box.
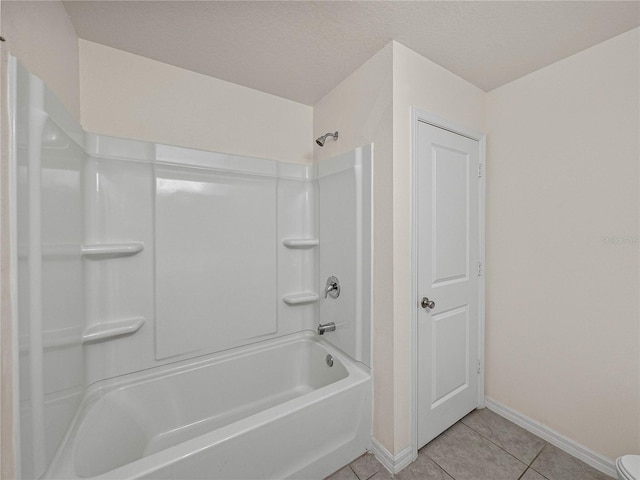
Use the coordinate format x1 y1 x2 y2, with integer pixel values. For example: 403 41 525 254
424 422 528 480
530 444 613 480
461 408 546 464
395 451 454 480
368 469 394 480
325 466 358 480
520 468 549 480
349 453 384 480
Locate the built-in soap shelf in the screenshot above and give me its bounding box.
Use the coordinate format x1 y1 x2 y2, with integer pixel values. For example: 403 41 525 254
17 243 144 259
282 238 319 249
82 242 144 257
82 317 145 344
82 242 145 344
282 238 318 305
282 292 319 305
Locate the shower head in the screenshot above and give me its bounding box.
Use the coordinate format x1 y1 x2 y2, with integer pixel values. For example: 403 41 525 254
316 131 339 147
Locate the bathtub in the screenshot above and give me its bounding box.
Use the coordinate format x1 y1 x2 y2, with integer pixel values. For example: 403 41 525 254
44 332 372 479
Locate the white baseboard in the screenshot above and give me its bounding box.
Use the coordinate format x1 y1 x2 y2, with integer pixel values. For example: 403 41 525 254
485 397 617 479
370 438 415 475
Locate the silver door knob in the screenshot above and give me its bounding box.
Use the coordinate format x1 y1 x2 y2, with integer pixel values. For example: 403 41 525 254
421 297 435 309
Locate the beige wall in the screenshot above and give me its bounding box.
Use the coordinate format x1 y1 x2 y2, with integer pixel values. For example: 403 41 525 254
316 33 638 465
314 41 485 456
80 40 313 164
392 42 486 453
313 43 395 452
1 0 80 118
485 28 640 460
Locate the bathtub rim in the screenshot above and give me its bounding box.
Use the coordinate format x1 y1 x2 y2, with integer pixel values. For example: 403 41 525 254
81 330 366 405
44 330 371 479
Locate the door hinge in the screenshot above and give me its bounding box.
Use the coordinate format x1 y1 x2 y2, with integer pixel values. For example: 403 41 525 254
477 360 481 374
478 163 484 178
477 262 483 276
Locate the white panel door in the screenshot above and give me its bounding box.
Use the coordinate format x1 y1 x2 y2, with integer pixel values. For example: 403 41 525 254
417 121 481 448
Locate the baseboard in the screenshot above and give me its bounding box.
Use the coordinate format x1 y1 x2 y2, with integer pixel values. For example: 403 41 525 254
484 397 617 478
370 438 415 475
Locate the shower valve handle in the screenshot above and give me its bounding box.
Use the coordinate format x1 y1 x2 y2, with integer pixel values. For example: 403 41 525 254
324 276 340 299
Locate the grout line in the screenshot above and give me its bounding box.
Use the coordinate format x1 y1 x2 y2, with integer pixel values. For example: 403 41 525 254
525 446 552 480
348 465 359 479
514 446 551 480
418 422 461 478
460 413 549 466
532 469 552 480
485 398 616 477
364 466 382 480
522 466 552 480
348 457 382 480
455 421 531 469
422 449 458 480
421 418 554 480
425 456 456 480
528 444 547 467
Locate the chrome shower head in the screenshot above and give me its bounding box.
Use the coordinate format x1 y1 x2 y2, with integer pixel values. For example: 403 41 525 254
316 131 339 147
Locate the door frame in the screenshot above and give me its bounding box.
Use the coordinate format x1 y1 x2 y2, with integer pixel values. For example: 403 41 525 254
410 108 486 458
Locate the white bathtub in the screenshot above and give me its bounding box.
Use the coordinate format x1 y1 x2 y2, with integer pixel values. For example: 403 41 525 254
44 332 372 479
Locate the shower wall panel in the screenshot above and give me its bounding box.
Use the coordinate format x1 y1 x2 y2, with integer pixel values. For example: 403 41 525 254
277 177 319 330
80 135 317 383
15 63 86 479
155 165 277 359
318 146 372 367
82 154 156 384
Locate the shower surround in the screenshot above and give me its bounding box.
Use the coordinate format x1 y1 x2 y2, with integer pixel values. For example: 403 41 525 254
13 61 373 479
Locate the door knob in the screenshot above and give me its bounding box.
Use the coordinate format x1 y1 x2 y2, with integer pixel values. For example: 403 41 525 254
421 297 435 309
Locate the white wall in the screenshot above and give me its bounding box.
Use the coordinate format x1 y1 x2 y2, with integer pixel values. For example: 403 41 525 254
392 42 486 454
314 41 486 457
0 1 80 118
80 40 313 165
485 28 640 460
314 42 395 452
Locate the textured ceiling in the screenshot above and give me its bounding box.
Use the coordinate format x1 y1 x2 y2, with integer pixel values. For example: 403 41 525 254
63 1 640 105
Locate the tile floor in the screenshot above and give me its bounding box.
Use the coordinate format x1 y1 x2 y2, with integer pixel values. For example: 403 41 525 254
325 409 614 480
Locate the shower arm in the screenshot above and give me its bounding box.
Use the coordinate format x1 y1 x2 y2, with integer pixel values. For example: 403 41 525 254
316 131 339 147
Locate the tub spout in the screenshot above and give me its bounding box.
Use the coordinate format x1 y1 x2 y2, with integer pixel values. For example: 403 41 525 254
317 322 336 335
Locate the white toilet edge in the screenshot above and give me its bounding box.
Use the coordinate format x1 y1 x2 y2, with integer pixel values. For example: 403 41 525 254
617 455 640 480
